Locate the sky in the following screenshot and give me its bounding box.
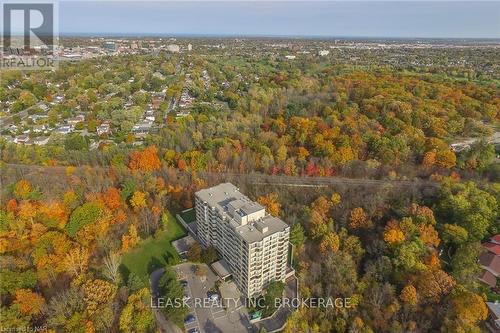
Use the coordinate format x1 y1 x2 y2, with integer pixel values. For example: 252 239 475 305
57 1 500 38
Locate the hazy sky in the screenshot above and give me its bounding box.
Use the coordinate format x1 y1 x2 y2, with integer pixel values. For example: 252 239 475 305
58 1 500 38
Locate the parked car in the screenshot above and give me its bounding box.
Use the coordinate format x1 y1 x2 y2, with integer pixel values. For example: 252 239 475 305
184 314 196 324
207 292 219 301
187 328 200 333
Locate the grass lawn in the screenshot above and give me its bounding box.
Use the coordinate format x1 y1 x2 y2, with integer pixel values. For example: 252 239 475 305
179 208 196 224
486 290 500 302
121 211 187 283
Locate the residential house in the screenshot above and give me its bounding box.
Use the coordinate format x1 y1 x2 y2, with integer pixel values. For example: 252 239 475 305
55 125 73 135
67 115 85 126
33 136 50 146
479 235 500 288
39 103 49 112
486 301 500 333
14 134 30 144
152 93 165 109
29 114 48 123
132 121 152 137
97 122 110 136
32 124 46 133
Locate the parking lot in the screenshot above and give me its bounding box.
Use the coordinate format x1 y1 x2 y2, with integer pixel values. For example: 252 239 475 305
174 263 255 333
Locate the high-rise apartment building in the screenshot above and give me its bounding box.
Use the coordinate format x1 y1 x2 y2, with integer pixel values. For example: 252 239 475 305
195 183 290 297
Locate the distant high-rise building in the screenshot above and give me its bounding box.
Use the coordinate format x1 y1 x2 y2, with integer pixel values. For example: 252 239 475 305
187 43 193 51
103 41 116 52
195 183 290 297
166 44 180 53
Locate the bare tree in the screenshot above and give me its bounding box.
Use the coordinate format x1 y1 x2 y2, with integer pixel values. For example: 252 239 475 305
103 251 121 284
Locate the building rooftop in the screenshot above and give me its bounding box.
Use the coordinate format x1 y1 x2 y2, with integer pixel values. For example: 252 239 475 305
196 183 289 243
479 251 500 275
483 242 500 256
479 269 497 288
233 215 288 243
486 302 500 321
211 259 232 279
491 234 500 245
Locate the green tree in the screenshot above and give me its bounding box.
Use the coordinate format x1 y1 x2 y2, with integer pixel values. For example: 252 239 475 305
458 141 495 171
201 246 219 264
263 280 285 317
0 305 30 328
187 243 202 262
157 267 188 327
0 270 37 295
435 182 497 241
120 178 137 201
65 134 89 151
393 241 425 272
66 202 103 237
450 242 482 287
119 288 155 333
290 223 305 246
440 224 469 245
127 273 145 292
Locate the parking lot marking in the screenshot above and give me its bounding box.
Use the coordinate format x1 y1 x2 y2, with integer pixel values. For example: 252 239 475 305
184 284 200 331
210 304 226 321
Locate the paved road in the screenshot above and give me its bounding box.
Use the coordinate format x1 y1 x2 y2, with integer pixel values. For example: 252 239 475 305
0 102 44 129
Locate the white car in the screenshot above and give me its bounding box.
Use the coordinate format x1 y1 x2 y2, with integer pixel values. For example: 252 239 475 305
208 292 219 301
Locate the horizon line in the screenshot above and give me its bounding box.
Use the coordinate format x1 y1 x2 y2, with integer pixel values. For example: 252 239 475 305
56 32 500 41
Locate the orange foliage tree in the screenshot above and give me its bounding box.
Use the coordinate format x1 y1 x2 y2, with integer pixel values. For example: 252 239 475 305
349 207 373 229
308 196 332 239
257 193 281 217
103 187 121 210
14 289 46 316
6 199 18 213
419 224 440 247
416 269 455 302
383 219 405 244
128 146 161 172
83 279 117 315
319 232 340 255
399 285 417 305
122 225 140 251
13 179 32 199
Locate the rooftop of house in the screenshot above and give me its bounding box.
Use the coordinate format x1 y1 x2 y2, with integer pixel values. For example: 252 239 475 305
196 183 289 243
487 302 500 321
491 234 500 245
479 269 497 288
483 242 500 256
479 251 500 275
